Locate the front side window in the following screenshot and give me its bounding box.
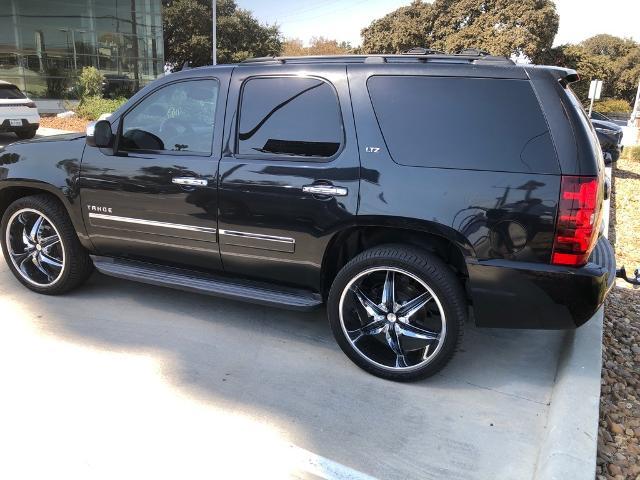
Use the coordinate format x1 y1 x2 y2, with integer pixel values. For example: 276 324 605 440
120 79 218 155
237 77 342 158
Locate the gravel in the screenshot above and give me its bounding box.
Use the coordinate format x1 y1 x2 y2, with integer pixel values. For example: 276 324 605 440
597 157 640 480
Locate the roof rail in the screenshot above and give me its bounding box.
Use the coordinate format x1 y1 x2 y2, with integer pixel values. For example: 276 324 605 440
403 47 446 55
239 53 514 66
456 48 490 56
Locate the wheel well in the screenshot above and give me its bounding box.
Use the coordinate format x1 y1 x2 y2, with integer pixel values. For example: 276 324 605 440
0 187 59 221
321 226 469 299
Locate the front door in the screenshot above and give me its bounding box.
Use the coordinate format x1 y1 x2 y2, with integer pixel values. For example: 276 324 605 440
218 65 360 290
79 75 227 270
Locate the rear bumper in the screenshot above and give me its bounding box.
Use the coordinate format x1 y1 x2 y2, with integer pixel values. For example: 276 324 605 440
0 116 40 132
467 236 615 329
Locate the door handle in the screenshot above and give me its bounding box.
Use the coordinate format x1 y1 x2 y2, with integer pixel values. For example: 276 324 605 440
172 177 208 187
302 185 348 196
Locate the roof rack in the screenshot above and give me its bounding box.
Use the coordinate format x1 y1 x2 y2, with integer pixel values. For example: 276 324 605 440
240 53 514 66
456 48 491 56
403 47 446 55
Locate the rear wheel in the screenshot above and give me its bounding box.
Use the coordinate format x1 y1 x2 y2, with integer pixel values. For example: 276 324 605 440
328 245 466 381
1 194 93 294
15 128 37 140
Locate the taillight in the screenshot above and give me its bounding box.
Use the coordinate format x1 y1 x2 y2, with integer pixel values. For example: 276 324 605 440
552 176 601 266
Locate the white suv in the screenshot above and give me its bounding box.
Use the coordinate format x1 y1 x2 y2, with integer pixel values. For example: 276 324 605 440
0 81 40 139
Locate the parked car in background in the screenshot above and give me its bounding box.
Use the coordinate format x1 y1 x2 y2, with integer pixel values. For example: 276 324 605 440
0 81 39 139
591 111 624 162
0 52 616 381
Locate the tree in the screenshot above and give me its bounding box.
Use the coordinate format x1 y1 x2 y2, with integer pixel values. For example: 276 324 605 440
282 37 353 56
360 1 432 55
581 34 636 58
542 44 613 102
542 35 640 105
361 0 559 63
614 47 640 103
162 0 282 69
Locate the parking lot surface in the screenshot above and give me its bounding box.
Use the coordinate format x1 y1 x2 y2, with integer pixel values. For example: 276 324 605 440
0 252 570 480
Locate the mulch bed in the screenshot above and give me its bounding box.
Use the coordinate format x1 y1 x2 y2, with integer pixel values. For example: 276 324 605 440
39 116 90 133
597 157 640 480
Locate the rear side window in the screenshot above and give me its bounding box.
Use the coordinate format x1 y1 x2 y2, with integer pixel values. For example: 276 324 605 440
237 77 342 158
367 76 558 173
0 85 26 99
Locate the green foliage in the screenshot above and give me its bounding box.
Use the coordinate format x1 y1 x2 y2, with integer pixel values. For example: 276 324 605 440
621 146 640 162
162 0 282 68
581 34 636 58
615 48 640 104
361 0 559 63
76 96 127 121
44 66 70 99
594 98 631 114
542 35 640 105
282 37 353 56
78 67 104 98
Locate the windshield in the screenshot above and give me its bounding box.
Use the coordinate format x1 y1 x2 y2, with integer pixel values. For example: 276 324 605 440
0 85 27 99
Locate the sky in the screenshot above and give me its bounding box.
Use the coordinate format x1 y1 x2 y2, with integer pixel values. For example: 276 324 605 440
237 0 640 47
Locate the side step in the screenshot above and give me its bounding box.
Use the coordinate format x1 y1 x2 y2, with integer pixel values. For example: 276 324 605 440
91 256 323 311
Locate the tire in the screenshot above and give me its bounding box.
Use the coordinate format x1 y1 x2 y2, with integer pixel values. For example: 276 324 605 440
327 245 466 381
15 129 37 140
1 194 93 294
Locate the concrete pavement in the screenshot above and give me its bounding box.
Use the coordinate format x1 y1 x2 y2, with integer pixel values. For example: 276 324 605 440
0 257 566 480
0 127 603 479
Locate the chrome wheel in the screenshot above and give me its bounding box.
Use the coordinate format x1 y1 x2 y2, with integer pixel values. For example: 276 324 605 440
5 208 65 287
339 267 447 372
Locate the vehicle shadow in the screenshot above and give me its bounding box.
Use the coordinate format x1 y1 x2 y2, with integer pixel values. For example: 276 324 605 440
22 269 566 399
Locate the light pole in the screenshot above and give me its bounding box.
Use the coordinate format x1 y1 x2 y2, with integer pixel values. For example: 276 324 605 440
59 28 86 71
212 0 216 65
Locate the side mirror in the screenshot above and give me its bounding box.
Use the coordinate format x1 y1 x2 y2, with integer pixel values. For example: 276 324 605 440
603 151 615 166
86 120 114 148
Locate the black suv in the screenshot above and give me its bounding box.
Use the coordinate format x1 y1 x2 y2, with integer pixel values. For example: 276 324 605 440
0 53 615 381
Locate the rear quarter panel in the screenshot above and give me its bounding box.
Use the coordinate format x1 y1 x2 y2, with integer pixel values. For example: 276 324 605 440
348 64 560 264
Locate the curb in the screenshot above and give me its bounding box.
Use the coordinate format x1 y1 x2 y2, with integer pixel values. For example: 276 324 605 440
534 307 603 480
36 127 75 136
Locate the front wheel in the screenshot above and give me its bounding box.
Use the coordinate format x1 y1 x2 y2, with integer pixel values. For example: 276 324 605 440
1 194 93 294
328 245 466 381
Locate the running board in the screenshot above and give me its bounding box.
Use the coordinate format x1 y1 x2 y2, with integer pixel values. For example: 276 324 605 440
91 256 323 311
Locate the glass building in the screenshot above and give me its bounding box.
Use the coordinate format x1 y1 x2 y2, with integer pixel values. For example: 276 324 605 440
0 0 164 99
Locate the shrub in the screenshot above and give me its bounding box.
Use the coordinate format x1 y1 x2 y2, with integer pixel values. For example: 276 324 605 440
44 66 70 98
594 98 631 115
78 67 105 99
76 96 127 120
621 145 640 162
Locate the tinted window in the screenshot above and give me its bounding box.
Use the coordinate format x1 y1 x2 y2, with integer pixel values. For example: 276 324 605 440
0 85 26 99
238 77 342 158
367 76 558 173
590 111 610 122
121 79 218 154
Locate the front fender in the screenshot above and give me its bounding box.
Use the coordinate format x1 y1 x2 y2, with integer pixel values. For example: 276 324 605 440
0 134 90 245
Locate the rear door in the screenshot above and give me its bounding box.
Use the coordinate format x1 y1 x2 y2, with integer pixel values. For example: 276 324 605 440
79 73 229 270
217 64 360 290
